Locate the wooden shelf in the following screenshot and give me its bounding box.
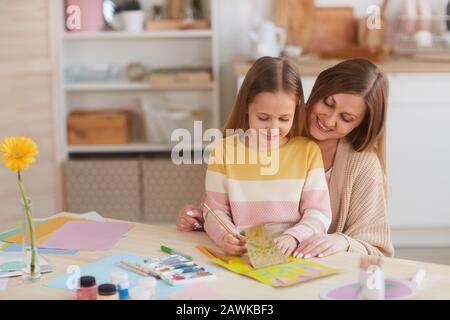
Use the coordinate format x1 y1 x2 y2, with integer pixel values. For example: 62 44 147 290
64 81 216 92
63 30 213 40
67 143 206 154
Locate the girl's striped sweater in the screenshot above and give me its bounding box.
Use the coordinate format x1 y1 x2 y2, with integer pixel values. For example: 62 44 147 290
203 134 332 246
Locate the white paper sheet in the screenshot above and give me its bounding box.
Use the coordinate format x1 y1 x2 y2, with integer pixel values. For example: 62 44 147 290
0 252 52 278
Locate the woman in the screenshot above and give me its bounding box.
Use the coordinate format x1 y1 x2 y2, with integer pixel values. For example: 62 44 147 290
176 58 394 258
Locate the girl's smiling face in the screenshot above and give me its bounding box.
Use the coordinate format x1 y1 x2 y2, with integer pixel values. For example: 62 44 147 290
248 91 296 145
308 93 367 141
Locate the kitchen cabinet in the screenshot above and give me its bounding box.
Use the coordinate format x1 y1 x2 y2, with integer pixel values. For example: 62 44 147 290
64 159 207 222
386 73 450 228
142 160 206 222
64 160 141 221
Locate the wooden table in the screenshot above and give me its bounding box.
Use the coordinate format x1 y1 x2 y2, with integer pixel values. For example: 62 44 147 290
1 217 450 300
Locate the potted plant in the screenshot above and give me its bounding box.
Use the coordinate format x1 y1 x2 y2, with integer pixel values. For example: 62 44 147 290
116 0 144 32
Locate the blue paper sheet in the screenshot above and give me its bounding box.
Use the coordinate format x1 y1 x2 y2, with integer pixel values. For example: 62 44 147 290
0 243 77 255
45 252 218 299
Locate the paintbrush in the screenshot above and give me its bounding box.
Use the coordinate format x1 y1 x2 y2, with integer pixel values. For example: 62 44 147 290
201 203 239 237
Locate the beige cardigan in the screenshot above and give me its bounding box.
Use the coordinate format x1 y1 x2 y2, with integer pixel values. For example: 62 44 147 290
328 139 394 257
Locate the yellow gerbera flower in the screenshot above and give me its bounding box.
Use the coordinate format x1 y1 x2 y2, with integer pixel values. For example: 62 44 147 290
0 136 39 172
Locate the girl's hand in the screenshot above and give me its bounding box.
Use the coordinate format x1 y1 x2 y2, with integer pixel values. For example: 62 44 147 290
274 234 298 257
293 233 350 259
220 233 247 256
176 205 204 232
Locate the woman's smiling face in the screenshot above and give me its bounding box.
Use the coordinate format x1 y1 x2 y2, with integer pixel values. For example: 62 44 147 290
308 93 367 142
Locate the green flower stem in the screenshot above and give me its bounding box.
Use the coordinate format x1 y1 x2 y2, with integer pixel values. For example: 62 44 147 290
17 171 37 276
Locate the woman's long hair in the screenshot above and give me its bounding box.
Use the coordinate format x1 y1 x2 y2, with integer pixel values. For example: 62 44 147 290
300 58 389 178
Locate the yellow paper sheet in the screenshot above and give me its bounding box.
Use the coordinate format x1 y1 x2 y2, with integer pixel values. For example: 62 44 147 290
210 256 340 287
4 216 84 244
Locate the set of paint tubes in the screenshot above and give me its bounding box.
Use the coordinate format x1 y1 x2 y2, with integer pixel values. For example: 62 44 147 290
142 254 216 286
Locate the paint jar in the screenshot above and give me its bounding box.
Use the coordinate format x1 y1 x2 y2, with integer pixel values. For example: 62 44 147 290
111 271 130 300
129 286 151 300
138 277 157 298
77 276 97 300
97 283 119 300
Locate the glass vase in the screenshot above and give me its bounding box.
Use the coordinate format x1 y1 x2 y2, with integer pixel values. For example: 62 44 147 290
21 197 41 283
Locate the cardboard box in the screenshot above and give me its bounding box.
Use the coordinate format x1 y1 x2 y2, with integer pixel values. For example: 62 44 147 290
67 109 130 145
149 68 212 84
146 19 209 30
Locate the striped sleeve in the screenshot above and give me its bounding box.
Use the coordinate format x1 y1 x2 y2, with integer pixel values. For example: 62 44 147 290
203 140 238 246
284 142 332 243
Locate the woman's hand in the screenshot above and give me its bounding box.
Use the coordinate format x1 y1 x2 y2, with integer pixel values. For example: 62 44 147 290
220 233 247 256
176 205 204 232
293 233 350 259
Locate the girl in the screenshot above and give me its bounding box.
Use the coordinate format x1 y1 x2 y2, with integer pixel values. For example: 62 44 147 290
203 57 331 256
177 58 394 258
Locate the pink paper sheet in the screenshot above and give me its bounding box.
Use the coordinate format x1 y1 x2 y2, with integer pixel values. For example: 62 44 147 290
40 221 134 251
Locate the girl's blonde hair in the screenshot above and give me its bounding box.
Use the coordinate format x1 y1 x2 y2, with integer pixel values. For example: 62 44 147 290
223 56 305 137
300 58 389 177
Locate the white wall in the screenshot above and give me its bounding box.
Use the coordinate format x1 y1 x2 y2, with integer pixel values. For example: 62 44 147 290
315 0 384 17
217 0 272 123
